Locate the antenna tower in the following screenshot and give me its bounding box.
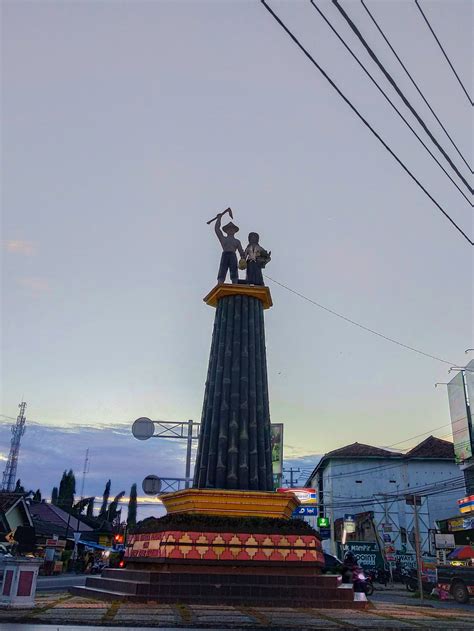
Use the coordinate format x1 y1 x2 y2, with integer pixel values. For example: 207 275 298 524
80 448 90 501
1 401 27 492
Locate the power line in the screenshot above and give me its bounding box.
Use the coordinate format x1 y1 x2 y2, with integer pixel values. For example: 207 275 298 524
360 0 473 174
259 1 473 246
264 274 464 367
331 0 472 193
308 1 472 206
414 0 473 106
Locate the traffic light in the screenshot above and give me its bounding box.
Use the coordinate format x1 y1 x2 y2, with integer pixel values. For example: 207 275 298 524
113 534 124 550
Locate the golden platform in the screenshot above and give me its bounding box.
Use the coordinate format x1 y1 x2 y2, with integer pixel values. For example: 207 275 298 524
161 488 298 519
203 283 273 310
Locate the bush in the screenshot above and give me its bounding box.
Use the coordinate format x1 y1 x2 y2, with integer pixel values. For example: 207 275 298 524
131 513 319 536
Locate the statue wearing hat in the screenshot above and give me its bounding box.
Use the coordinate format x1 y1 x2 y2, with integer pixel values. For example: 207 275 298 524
209 208 245 284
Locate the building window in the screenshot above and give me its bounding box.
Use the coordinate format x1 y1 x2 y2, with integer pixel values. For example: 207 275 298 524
355 480 362 484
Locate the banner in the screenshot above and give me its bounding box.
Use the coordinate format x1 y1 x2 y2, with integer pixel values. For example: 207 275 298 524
270 423 284 488
447 371 472 463
341 542 383 570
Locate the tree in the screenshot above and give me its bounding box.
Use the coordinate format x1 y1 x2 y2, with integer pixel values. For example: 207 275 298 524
107 491 125 523
33 489 42 502
57 470 76 510
99 480 111 518
51 487 58 505
127 483 137 528
86 497 94 518
14 479 25 493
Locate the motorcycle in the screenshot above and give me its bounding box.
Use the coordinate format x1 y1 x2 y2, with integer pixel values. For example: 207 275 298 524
90 560 105 575
342 563 373 596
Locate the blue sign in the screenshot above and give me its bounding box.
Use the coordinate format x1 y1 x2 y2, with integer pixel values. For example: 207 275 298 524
292 506 318 517
319 528 331 539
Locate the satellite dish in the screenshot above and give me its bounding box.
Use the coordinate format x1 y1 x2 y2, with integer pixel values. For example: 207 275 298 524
142 475 162 495
132 417 154 440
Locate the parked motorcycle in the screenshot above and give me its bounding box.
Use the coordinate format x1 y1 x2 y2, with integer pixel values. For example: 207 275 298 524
342 552 373 596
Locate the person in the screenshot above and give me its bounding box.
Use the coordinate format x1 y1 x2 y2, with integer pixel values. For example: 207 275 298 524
244 232 271 286
214 210 245 284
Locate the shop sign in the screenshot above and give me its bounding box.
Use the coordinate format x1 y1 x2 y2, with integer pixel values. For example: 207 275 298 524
343 542 383 570
277 488 317 505
344 514 356 534
435 534 455 549
448 517 474 532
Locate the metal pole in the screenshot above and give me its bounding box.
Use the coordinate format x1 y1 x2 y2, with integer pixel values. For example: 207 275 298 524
184 420 193 489
413 494 424 601
329 474 336 556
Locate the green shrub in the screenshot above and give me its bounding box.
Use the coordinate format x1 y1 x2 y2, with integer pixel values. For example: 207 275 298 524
131 513 319 536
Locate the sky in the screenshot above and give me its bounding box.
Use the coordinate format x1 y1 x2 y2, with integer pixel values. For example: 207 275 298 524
1 0 472 517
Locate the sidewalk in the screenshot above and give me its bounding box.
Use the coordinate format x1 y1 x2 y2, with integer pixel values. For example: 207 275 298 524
0 591 473 629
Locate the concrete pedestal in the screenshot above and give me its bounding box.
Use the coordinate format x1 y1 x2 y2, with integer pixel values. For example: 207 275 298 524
0 557 42 608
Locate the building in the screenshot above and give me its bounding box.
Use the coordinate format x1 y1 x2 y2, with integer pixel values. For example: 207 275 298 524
29 501 93 545
0 493 33 539
305 436 463 560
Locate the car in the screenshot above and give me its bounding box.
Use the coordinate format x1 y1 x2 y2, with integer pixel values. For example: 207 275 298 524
437 565 474 604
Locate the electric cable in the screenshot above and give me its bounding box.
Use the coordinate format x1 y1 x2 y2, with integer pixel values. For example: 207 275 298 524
260 1 473 245
361 0 473 173
414 0 473 106
309 0 472 206
264 274 471 368
332 0 472 193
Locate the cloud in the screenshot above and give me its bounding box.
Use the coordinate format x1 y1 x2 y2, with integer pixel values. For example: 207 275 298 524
0 420 186 521
18 277 51 293
5 240 36 255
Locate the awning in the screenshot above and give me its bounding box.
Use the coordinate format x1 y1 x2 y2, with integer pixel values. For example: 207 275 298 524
77 540 113 551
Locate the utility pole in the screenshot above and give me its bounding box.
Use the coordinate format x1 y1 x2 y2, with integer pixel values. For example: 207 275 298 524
283 467 300 488
2 401 27 492
412 494 424 602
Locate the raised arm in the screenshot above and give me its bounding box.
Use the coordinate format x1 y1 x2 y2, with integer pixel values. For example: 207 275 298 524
238 241 245 259
214 214 225 245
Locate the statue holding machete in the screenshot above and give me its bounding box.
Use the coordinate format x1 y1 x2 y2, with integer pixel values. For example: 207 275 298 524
207 207 245 284
207 207 271 285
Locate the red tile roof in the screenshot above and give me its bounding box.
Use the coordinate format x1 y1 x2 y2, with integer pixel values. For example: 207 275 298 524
404 435 454 459
325 442 400 459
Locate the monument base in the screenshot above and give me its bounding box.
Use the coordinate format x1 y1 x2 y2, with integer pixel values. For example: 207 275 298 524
70 510 366 608
71 566 364 608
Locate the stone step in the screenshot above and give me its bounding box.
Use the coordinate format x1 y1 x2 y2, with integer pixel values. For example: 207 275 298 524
70 584 366 609
70 586 134 601
85 576 149 595
102 568 152 582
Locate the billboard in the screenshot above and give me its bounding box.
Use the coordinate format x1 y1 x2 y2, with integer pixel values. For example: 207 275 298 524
270 423 283 489
447 371 472 463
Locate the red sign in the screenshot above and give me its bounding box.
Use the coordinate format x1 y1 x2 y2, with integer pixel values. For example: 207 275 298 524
45 539 66 548
277 488 317 505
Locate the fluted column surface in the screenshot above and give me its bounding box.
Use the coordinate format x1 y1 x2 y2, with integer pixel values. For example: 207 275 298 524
193 294 273 491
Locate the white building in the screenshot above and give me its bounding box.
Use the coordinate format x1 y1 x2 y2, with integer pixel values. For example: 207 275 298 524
306 436 463 557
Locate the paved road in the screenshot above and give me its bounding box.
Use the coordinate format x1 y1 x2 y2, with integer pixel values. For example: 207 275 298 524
371 586 474 611
37 574 87 591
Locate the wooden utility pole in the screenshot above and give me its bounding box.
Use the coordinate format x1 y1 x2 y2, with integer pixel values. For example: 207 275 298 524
412 494 424 601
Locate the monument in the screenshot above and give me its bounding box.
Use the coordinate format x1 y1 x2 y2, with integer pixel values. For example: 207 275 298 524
72 209 363 608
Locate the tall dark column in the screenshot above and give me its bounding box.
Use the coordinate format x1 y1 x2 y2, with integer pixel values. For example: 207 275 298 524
193 286 274 491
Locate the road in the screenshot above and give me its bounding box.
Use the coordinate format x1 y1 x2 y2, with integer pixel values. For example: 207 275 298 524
37 574 87 591
371 585 474 611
